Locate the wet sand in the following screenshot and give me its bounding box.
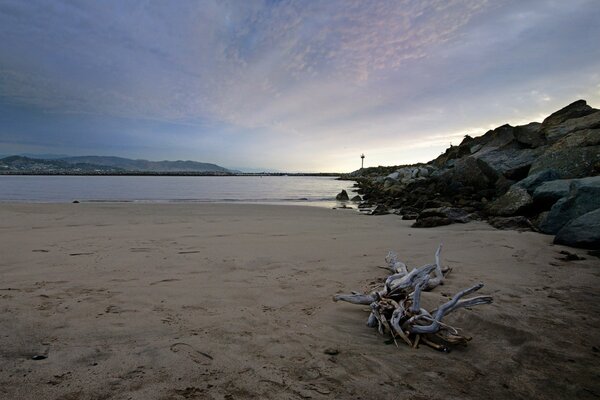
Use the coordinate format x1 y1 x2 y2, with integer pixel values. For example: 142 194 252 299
0 203 599 399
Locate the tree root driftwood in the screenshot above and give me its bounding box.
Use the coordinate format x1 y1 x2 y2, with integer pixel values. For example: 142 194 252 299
333 244 492 352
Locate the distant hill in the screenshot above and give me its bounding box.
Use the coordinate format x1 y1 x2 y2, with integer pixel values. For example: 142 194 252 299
0 156 124 174
0 155 232 175
60 156 231 173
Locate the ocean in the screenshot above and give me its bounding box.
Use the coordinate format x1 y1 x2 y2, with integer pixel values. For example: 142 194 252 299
0 175 357 207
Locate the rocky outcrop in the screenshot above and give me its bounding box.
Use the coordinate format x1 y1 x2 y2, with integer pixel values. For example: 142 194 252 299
345 100 600 249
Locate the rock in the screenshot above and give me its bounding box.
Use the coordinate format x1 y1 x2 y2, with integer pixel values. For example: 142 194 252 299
541 100 597 132
350 195 362 202
553 128 600 148
475 145 543 180
514 122 545 148
370 205 389 215
488 216 534 231
335 190 349 201
72 200 80 204
441 157 499 192
412 216 452 228
412 207 470 227
539 177 600 234
401 213 419 220
516 169 561 193
486 186 532 216
554 208 600 249
532 179 573 208
544 110 600 143
529 145 600 179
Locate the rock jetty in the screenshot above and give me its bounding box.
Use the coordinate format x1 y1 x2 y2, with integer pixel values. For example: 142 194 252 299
345 100 600 249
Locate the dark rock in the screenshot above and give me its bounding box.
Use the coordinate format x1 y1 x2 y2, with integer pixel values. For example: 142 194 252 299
488 216 534 231
541 100 597 132
335 190 349 201
423 199 452 209
529 145 600 178
370 205 389 215
543 110 600 143
532 179 573 209
412 216 452 228
554 208 600 249
486 186 532 216
401 213 419 220
350 195 362 202
442 157 499 192
475 145 542 180
517 169 561 193
540 177 600 234
514 122 545 148
72 200 80 204
412 206 470 227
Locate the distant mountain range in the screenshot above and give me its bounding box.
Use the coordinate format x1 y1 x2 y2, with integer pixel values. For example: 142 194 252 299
0 155 232 175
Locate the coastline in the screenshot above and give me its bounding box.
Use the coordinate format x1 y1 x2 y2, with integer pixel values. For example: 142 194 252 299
1 203 598 399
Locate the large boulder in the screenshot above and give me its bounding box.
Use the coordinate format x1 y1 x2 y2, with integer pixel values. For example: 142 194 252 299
532 179 574 208
529 145 600 178
516 169 560 193
438 157 499 192
514 122 545 148
541 100 597 133
486 186 532 216
554 209 600 249
474 145 543 180
539 177 600 234
543 110 600 143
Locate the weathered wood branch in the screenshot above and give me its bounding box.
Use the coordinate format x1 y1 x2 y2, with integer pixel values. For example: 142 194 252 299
333 246 492 351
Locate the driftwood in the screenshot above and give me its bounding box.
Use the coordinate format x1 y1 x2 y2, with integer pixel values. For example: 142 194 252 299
333 245 492 352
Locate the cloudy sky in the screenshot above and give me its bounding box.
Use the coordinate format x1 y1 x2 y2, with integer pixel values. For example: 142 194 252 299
1 0 599 172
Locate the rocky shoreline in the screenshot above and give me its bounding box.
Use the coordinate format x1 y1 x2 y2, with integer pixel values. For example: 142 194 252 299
341 100 600 250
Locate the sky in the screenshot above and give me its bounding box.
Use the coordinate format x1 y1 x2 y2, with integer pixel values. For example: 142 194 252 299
1 0 600 172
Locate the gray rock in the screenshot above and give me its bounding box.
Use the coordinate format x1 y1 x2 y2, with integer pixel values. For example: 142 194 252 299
335 190 349 201
514 122 544 148
486 186 532 216
350 195 362 202
412 216 452 228
533 179 573 208
539 177 600 234
488 216 534 231
554 208 600 249
544 110 600 143
370 204 389 215
418 207 471 223
475 146 543 180
541 100 597 131
529 145 600 179
517 169 561 193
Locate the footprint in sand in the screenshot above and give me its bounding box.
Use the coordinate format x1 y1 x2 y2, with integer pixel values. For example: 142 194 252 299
169 342 213 365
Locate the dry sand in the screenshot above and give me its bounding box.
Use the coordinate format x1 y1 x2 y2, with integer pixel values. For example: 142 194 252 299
0 203 599 400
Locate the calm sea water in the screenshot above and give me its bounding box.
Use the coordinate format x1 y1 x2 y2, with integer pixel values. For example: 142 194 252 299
0 175 357 207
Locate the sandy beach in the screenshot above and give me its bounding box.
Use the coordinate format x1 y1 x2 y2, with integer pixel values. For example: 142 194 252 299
0 203 598 400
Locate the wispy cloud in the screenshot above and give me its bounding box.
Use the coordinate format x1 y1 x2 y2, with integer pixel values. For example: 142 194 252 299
0 0 599 171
